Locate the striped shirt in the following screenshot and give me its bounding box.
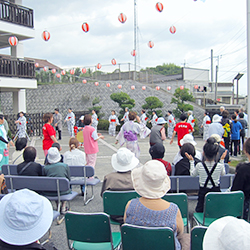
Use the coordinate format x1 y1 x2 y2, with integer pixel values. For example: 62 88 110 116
190 160 225 188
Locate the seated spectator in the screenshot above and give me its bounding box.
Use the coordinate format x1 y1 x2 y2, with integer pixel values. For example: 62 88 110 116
11 138 27 164
203 216 250 250
175 143 201 176
43 147 71 213
44 142 63 165
101 147 139 197
210 134 229 163
17 146 43 176
172 134 202 165
231 138 250 220
63 138 86 166
0 189 53 249
149 143 172 176
124 160 190 250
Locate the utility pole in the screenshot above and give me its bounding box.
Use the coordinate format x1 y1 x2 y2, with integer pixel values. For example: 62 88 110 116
133 0 137 80
215 65 218 102
247 0 250 136
211 49 214 92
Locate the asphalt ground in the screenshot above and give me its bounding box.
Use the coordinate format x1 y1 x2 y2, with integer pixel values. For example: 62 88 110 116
7 128 232 250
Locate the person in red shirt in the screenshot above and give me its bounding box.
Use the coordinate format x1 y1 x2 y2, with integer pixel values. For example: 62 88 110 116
42 113 58 156
170 113 194 148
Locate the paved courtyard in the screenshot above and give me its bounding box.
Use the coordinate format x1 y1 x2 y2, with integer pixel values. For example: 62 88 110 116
7 129 209 249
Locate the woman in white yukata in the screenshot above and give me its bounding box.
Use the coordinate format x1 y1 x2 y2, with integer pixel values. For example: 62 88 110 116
140 109 148 126
166 110 176 139
116 111 151 158
15 112 27 138
121 107 129 123
149 111 158 127
109 110 120 136
64 108 75 137
201 112 211 141
91 109 98 131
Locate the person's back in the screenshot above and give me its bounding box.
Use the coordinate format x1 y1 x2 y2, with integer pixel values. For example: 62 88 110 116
12 138 27 165
231 119 242 140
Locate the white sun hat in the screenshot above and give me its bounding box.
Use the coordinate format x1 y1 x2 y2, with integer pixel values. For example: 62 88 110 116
0 189 53 246
156 117 167 125
47 147 61 164
212 114 222 123
180 134 197 146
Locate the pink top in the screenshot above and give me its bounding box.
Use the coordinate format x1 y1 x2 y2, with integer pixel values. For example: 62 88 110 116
82 125 99 154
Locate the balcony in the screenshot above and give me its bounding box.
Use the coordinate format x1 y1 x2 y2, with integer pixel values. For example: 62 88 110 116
0 1 33 28
0 56 35 78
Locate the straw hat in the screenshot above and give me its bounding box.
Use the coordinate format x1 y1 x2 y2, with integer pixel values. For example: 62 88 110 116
210 134 222 143
111 148 139 172
180 134 197 146
131 160 170 199
47 147 61 164
0 189 53 246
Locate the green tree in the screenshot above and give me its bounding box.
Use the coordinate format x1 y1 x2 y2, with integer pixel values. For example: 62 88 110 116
171 88 195 118
142 96 163 117
144 63 182 76
88 97 104 119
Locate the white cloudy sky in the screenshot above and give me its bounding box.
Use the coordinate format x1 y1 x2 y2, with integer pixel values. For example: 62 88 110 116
2 0 248 95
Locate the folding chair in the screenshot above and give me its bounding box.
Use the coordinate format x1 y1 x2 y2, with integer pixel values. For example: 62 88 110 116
162 193 190 232
190 226 207 250
2 164 18 175
103 190 140 225
193 191 244 227
121 224 176 250
65 212 121 250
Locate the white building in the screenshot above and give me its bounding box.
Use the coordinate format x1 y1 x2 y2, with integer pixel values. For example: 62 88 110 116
0 0 37 113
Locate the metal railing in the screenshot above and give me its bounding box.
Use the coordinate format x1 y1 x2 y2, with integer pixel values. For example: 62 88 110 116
0 0 33 28
0 56 35 78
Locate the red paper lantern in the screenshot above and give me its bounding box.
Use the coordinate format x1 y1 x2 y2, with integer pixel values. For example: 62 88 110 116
142 86 146 90
131 50 137 57
70 69 74 75
97 63 102 70
95 82 99 86
148 41 154 48
156 86 160 90
42 31 50 41
118 13 127 23
82 22 89 33
111 58 116 65
131 85 135 90
118 85 122 89
217 98 221 102
82 79 87 84
56 74 60 78
61 70 66 75
106 83 110 87
51 69 56 74
82 68 87 74
194 85 199 89
167 86 171 91
170 26 176 34
43 67 48 72
156 2 164 12
35 63 39 68
8 36 18 46
180 85 184 90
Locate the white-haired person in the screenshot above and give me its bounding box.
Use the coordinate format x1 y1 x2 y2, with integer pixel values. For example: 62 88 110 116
0 189 53 249
124 160 190 250
208 114 224 138
187 110 195 130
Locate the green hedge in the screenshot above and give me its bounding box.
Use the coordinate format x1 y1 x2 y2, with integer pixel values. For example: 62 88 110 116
97 119 109 131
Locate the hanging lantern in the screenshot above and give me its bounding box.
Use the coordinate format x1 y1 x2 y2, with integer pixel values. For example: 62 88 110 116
169 26 176 34
194 85 199 89
111 58 116 65
70 69 74 75
42 31 50 41
167 86 171 91
217 98 221 102
35 63 39 68
56 74 61 78
95 82 99 86
156 2 164 12
97 63 102 70
118 13 127 23
8 36 18 46
142 86 146 90
43 67 48 72
51 69 56 74
180 85 184 90
156 86 160 90
131 50 137 57
61 70 66 75
82 22 89 33
148 41 154 48
118 84 122 89
82 68 87 74
131 85 135 90
82 79 87 84
106 83 110 87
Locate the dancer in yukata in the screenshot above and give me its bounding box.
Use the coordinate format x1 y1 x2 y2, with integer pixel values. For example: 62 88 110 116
201 112 211 141
140 109 148 126
166 110 176 139
149 111 158 127
14 112 27 138
109 110 120 136
91 109 98 131
116 111 151 158
121 107 129 123
64 108 75 137
187 110 195 129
